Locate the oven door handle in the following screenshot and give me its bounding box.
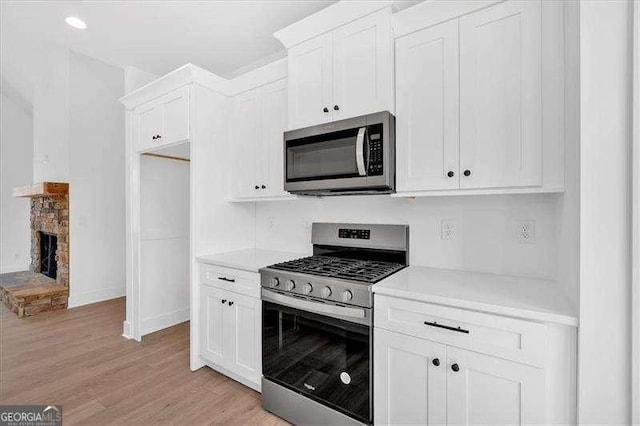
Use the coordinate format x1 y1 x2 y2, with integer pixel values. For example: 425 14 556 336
355 127 367 176
262 289 366 319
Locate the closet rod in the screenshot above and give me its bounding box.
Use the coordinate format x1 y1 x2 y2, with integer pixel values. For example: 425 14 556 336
141 152 190 163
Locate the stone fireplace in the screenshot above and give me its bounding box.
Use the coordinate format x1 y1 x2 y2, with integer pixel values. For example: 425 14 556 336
0 182 70 317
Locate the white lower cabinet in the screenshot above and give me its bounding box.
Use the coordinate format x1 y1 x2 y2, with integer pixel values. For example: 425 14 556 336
375 328 546 426
200 268 261 390
446 347 545 425
374 295 573 425
374 329 446 425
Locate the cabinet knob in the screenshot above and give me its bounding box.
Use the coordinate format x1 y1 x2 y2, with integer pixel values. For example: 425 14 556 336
228 301 234 306
432 358 440 367
156 135 162 139
323 107 329 113
447 171 455 178
333 105 340 111
255 185 260 190
221 299 227 304
152 135 157 140
451 363 460 372
463 170 471 177
261 185 266 189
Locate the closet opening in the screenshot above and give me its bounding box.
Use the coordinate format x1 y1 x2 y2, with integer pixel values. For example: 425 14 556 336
139 142 191 337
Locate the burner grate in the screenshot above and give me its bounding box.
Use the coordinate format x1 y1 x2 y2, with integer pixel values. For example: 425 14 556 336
269 255 405 283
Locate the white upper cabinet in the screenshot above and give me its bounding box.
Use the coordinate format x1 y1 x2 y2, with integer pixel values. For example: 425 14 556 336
230 78 294 201
393 0 561 196
459 0 542 189
396 19 460 192
446 347 545 425
259 79 289 196
135 86 190 152
287 33 332 129
231 90 260 199
276 3 394 130
331 10 393 122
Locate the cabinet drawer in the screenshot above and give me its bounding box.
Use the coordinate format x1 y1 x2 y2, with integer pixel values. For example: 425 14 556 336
374 295 547 367
200 264 260 298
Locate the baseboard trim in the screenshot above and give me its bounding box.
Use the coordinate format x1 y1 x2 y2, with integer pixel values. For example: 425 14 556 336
68 286 126 308
122 321 133 339
141 308 189 336
0 265 30 274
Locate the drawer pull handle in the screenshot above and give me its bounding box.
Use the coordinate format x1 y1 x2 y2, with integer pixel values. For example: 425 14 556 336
423 321 469 334
218 277 236 283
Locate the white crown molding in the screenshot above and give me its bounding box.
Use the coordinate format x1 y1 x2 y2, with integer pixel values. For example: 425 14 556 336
228 58 287 95
119 63 233 108
392 0 503 39
274 0 393 49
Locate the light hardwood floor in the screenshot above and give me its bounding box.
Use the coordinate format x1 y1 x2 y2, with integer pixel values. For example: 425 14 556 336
0 297 288 425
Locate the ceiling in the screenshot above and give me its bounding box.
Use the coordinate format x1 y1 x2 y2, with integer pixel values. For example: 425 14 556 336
0 0 341 78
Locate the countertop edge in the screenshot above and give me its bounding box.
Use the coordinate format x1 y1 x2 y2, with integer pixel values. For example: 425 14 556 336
373 286 579 328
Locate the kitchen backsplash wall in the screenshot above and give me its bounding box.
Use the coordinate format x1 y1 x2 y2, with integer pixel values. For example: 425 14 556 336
255 194 560 280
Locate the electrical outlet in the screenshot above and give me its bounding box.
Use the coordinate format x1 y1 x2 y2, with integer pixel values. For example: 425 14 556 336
441 220 457 240
518 220 536 244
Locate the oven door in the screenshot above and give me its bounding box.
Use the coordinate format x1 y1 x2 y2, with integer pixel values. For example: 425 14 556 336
262 290 372 424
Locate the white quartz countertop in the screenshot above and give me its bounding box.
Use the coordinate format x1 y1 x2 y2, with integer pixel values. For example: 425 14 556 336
372 266 578 327
196 248 307 273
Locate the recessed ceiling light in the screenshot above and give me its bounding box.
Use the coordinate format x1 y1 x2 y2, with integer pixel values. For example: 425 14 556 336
65 16 87 30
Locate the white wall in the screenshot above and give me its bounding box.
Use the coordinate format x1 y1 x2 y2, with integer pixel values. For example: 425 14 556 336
32 43 69 182
67 51 126 307
124 66 158 94
578 1 633 423
256 194 559 279
140 153 190 335
0 92 33 273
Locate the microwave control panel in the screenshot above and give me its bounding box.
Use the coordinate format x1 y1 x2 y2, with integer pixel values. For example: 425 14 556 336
367 124 384 176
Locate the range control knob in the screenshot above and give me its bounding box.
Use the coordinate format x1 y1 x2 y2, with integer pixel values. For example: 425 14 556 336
270 277 280 288
285 279 296 291
321 286 332 299
302 283 313 294
341 290 353 302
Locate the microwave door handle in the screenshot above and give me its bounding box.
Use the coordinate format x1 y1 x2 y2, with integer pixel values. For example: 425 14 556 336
356 127 367 176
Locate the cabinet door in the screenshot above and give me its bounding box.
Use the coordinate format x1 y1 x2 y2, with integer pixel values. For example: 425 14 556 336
459 0 542 189
374 328 446 425
200 286 232 366
160 86 190 145
136 102 162 151
446 347 545 425
332 9 393 121
228 293 261 384
395 20 459 192
259 79 289 197
287 33 332 129
230 90 259 198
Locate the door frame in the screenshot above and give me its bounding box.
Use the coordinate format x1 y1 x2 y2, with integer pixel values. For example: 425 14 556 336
633 1 640 423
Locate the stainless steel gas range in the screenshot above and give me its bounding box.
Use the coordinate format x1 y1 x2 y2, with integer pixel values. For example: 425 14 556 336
260 223 409 426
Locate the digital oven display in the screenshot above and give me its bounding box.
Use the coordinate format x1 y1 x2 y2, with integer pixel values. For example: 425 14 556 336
338 228 370 240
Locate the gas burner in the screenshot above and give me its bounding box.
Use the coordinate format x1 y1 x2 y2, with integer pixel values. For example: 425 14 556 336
269 255 405 284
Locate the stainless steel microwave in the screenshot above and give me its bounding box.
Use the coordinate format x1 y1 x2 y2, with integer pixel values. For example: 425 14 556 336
284 111 395 196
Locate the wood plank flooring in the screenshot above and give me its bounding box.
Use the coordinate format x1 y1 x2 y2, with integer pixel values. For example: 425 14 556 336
0 297 288 425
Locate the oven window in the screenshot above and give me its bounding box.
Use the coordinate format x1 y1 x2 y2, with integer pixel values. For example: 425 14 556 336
286 129 360 181
262 300 371 424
